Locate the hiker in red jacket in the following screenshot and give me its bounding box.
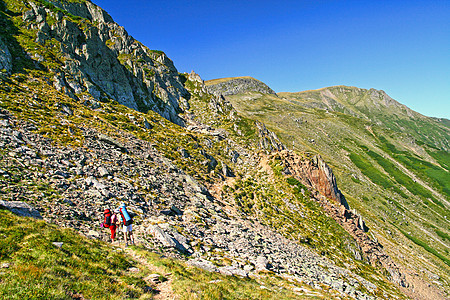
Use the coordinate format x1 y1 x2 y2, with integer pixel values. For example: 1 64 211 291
102 208 117 242
110 210 118 242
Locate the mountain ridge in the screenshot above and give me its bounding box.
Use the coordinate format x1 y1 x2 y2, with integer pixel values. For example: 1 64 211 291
0 1 448 299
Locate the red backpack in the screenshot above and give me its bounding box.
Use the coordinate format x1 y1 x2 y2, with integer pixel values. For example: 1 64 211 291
103 209 112 228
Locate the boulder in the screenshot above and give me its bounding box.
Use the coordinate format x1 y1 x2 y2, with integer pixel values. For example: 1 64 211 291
0 201 42 219
147 225 187 252
187 259 218 273
218 266 248 277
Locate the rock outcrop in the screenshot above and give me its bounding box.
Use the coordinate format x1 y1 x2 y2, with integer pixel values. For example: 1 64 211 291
256 121 286 153
21 0 188 125
277 150 348 208
0 37 12 74
205 77 277 96
270 151 407 287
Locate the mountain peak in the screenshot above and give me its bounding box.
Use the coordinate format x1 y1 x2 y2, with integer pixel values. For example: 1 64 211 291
205 76 277 96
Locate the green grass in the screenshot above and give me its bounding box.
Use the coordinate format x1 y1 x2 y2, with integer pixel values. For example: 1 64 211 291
435 230 450 242
0 209 149 299
395 225 450 267
0 209 323 300
377 136 450 198
365 149 434 200
134 248 311 300
426 148 450 170
349 153 396 191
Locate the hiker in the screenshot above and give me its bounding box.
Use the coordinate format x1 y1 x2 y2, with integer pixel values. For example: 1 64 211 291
101 208 116 242
118 203 135 246
110 209 118 242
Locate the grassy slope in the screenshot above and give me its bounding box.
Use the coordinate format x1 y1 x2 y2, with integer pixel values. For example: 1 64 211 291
182 78 409 299
224 90 450 291
1 209 321 300
0 209 146 299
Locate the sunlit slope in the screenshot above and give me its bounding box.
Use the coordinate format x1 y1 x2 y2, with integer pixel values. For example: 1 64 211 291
225 87 450 289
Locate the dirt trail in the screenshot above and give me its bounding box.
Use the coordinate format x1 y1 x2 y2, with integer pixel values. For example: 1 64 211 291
123 246 178 300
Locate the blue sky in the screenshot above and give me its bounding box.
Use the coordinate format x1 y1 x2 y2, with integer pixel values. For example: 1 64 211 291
92 0 450 119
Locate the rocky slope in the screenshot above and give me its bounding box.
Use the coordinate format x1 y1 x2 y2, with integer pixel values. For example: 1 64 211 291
215 79 450 299
2 0 188 125
0 90 404 299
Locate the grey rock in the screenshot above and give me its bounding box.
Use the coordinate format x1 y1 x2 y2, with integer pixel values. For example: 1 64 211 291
98 134 127 153
170 205 182 215
143 119 153 129
148 225 187 253
187 259 218 273
128 267 140 273
218 266 248 277
98 166 109 177
160 209 175 217
256 121 285 152
179 148 190 158
32 0 189 125
221 163 234 177
255 255 269 271
1 262 11 269
52 242 64 248
22 9 35 22
0 201 42 219
0 38 12 74
184 175 209 195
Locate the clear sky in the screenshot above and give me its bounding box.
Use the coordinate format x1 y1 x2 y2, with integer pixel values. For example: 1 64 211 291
92 0 450 119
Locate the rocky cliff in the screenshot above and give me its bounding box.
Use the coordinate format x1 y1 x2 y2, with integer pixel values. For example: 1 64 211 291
9 0 188 125
205 76 277 96
270 150 408 287
278 150 349 209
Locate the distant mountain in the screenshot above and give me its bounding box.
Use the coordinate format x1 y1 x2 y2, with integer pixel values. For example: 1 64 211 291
219 79 450 299
280 86 450 150
205 76 277 96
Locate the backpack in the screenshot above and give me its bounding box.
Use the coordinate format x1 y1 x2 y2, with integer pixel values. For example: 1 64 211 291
111 213 117 225
119 205 133 226
103 209 112 228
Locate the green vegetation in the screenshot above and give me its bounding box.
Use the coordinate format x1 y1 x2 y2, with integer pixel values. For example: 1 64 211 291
365 148 433 200
436 230 450 242
35 0 84 21
0 209 327 300
134 248 309 300
0 209 147 299
349 153 397 193
377 136 450 198
395 225 450 267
